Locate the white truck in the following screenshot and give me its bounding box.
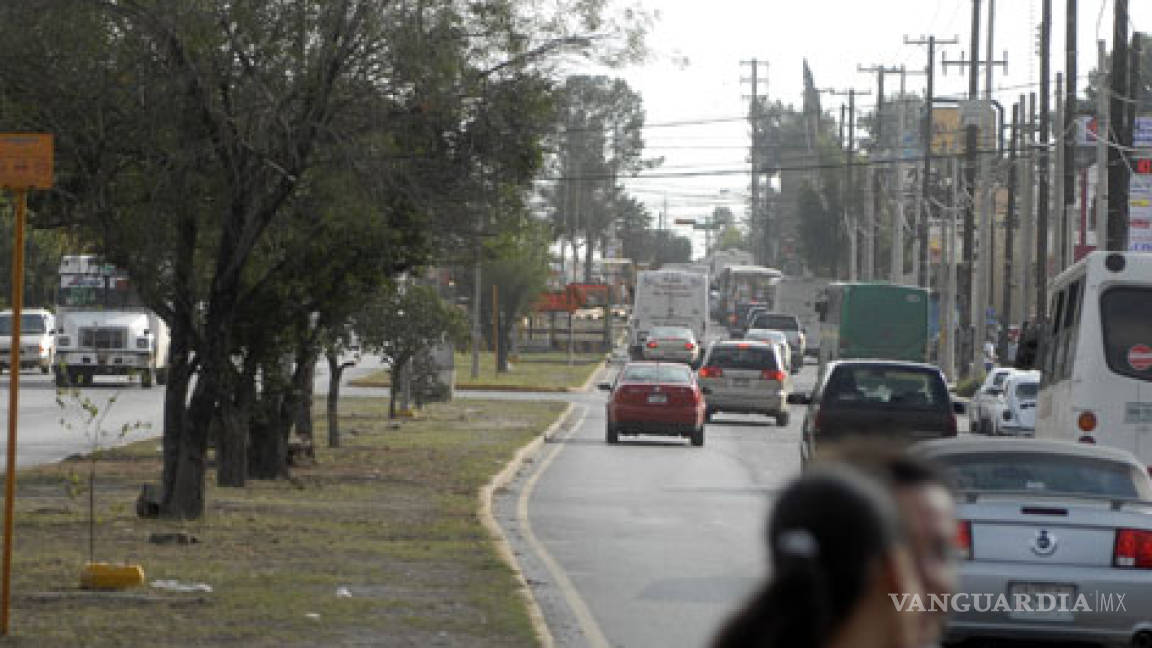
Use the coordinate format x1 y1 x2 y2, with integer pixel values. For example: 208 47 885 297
54 255 170 388
628 270 709 362
773 276 831 357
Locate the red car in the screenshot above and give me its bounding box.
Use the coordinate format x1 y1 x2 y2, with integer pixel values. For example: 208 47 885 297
599 361 708 446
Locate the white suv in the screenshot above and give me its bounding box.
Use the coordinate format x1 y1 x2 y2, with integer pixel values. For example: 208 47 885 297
0 309 56 374
697 340 792 426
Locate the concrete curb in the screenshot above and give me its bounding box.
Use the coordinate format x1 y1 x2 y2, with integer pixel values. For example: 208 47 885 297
477 402 577 648
349 356 608 393
573 355 609 393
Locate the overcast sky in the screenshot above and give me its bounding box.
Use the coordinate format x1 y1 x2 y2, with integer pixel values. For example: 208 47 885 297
588 0 1152 256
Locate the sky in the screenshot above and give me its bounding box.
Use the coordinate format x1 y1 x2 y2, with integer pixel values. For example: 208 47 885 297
571 0 1152 257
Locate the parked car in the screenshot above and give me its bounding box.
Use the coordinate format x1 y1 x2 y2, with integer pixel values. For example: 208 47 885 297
746 311 805 372
697 340 791 426
913 437 1152 648
0 308 56 374
599 361 707 446
790 360 960 464
742 328 791 371
640 325 700 366
993 370 1041 436
968 367 1017 435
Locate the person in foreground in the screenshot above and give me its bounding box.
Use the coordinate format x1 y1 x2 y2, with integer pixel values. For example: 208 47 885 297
712 467 924 648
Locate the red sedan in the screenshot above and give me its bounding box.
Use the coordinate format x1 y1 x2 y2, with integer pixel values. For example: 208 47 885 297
598 361 708 446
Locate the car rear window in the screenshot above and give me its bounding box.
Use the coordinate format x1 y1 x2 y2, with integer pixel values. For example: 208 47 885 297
621 365 692 384
934 452 1150 499
1015 382 1038 399
649 327 690 339
745 329 786 343
751 314 798 330
706 345 778 370
0 315 47 335
1100 286 1152 382
821 366 948 408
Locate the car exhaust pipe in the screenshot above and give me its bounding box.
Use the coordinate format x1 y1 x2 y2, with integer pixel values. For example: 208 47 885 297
1133 630 1152 648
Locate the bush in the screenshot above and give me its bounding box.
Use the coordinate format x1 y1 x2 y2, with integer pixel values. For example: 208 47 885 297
954 372 986 398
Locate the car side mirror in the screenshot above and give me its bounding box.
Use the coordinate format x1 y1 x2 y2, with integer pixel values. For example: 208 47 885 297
952 400 967 415
787 392 811 405
597 382 612 392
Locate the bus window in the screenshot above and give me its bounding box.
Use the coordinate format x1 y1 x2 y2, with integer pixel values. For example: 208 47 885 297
1045 290 1066 377
1057 279 1083 380
1100 286 1152 382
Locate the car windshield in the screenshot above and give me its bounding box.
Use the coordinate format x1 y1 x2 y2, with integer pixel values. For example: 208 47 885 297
1015 382 1039 399
621 364 692 384
0 315 47 335
934 452 1150 499
706 345 778 370
752 314 797 330
649 327 691 340
821 366 948 408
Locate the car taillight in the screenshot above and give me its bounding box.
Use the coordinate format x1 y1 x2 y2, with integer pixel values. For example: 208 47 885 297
760 369 786 382
684 342 694 350
646 341 658 349
956 521 973 560
699 366 723 378
1114 529 1152 568
1078 411 1097 432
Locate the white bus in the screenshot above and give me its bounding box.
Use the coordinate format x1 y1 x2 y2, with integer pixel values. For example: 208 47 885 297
1033 251 1152 469
628 270 709 361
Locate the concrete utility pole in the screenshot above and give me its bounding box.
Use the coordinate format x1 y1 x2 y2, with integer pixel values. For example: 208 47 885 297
1107 1 1132 251
741 59 771 264
905 34 960 288
1022 92 1037 320
1000 101 1019 362
1095 40 1109 249
1054 73 1065 272
1036 0 1051 320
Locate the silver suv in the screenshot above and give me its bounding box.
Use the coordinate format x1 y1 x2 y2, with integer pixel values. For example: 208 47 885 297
697 340 792 426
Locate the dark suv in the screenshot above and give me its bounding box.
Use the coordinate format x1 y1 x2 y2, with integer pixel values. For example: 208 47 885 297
789 360 961 463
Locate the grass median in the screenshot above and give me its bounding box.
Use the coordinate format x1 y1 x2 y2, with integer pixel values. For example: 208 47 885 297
351 351 605 391
7 397 566 647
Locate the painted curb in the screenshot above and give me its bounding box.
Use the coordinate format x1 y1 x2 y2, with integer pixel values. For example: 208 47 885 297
477 402 577 648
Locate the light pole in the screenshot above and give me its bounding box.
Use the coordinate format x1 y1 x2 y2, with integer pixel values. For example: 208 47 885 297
469 36 593 379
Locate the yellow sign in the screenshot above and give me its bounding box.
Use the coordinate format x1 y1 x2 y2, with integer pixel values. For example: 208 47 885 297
931 107 962 155
0 134 53 189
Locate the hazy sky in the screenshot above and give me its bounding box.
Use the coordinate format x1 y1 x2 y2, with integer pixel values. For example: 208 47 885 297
589 0 1152 256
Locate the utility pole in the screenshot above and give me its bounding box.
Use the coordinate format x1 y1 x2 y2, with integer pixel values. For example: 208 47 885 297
741 59 770 264
1062 0 1077 268
939 0 1006 377
905 34 960 288
859 64 914 281
1000 101 1019 361
1054 73 1065 271
1022 92 1037 320
1036 0 1051 322
1095 40 1109 249
1107 1 1132 251
825 87 872 280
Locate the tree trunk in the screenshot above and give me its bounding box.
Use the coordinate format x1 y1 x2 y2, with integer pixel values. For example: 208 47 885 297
155 316 194 518
584 231 594 283
292 347 316 451
326 350 348 448
497 303 515 372
215 365 254 488
248 389 287 479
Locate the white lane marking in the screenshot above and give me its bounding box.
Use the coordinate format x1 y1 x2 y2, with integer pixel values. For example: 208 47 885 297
517 405 612 648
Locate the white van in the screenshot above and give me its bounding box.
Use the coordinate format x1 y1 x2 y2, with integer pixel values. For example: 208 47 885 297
1031 252 1152 468
629 270 709 362
0 308 56 374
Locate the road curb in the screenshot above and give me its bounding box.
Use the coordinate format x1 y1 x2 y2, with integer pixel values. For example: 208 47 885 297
477 402 577 648
572 355 609 393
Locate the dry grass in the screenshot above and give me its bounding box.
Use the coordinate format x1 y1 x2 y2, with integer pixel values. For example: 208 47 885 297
2 397 565 647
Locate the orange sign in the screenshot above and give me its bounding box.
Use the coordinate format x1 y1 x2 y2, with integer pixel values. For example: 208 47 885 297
0 134 53 189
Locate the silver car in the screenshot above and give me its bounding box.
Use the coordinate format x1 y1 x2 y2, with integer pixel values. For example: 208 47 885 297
913 438 1152 647
697 340 791 426
641 325 700 366
742 328 791 371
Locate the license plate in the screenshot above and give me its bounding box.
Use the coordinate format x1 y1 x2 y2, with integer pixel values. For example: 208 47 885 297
1006 583 1077 621
1125 402 1152 424
647 393 667 404
732 378 750 387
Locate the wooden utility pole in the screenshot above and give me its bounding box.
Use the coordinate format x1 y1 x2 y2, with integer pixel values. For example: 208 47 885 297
905 34 960 287
1036 0 1051 320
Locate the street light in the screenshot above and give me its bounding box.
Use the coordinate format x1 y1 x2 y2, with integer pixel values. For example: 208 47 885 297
469 36 594 379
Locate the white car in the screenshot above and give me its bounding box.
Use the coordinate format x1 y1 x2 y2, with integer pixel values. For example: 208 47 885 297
0 308 56 374
968 367 1017 435
641 325 700 366
993 370 1041 436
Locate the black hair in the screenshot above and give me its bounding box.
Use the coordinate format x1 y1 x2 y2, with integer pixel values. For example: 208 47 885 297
712 468 906 648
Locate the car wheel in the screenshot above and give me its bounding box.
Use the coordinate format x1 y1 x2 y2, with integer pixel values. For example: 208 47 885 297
775 411 790 427
605 423 618 444
690 426 704 447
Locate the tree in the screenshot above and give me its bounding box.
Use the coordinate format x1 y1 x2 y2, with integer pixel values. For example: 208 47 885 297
484 221 552 372
356 284 466 418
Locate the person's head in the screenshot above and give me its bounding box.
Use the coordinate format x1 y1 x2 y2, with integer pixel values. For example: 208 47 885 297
713 467 922 648
822 443 959 647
